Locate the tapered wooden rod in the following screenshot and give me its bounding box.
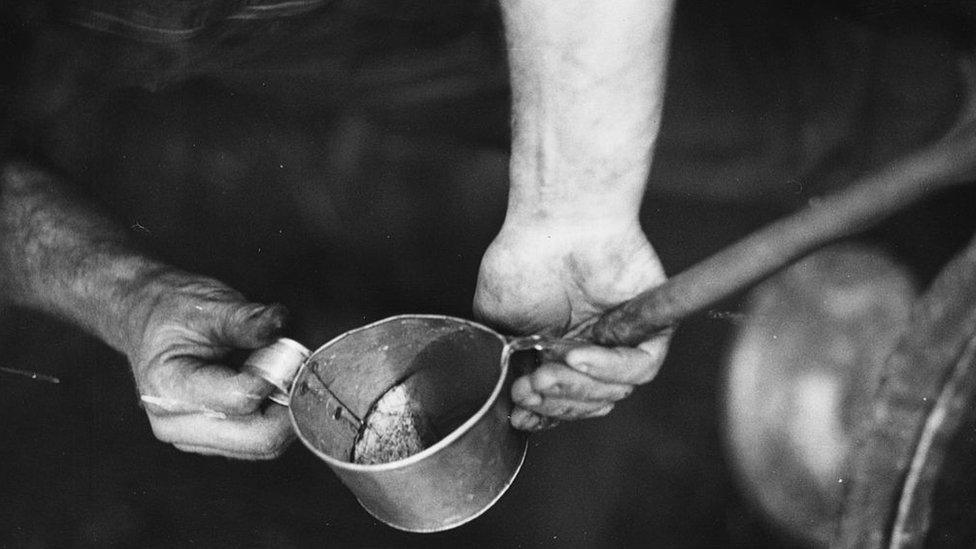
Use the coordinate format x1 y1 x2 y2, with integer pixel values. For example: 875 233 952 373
580 125 976 347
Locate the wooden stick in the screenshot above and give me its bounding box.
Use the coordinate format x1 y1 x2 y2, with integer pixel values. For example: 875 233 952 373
582 124 976 347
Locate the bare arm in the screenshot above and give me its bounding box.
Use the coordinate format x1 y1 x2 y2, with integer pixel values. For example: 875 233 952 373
0 161 166 353
502 0 673 229
0 161 292 458
476 1 675 429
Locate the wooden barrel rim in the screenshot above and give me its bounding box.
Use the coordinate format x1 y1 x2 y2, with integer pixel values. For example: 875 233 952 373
836 231 976 548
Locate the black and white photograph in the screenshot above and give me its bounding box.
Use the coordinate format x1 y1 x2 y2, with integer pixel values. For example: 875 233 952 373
1 0 975 546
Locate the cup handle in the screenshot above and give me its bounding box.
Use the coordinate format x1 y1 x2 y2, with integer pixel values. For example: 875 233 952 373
242 337 311 406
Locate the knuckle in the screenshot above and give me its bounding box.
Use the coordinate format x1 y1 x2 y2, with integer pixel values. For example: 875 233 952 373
193 282 242 303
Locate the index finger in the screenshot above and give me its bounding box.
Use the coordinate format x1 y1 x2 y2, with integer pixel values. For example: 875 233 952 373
148 356 276 416
150 403 294 460
563 331 671 385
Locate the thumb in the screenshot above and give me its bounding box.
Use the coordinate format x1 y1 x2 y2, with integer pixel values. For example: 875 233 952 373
208 302 289 350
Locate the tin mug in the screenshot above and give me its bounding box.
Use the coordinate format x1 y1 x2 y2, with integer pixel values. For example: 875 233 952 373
242 314 562 532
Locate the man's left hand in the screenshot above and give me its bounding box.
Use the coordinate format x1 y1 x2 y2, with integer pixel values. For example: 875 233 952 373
474 220 670 431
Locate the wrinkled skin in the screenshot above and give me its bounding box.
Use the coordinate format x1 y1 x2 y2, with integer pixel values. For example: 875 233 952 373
474 221 671 431
125 272 294 459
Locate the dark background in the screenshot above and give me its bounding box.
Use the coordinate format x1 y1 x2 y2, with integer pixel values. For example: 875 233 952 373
2 0 976 546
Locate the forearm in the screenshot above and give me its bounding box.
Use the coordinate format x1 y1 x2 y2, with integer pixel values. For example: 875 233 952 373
501 0 674 228
0 161 167 353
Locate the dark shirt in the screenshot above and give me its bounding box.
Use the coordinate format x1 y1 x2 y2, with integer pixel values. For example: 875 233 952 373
66 0 337 43
3 0 504 160
42 0 492 89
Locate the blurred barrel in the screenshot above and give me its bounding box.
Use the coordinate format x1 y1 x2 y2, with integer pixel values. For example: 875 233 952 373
837 233 976 548
723 245 916 546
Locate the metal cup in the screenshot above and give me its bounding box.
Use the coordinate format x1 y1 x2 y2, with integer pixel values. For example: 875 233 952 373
244 315 533 532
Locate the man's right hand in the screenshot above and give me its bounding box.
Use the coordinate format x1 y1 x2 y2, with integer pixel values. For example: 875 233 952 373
124 271 295 460
1 163 294 460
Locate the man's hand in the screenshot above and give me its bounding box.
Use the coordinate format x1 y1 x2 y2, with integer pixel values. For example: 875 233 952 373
490 0 674 431
125 271 294 459
0 162 293 459
474 221 670 431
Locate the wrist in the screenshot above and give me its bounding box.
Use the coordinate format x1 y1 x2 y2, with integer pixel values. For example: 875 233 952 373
492 214 646 257
504 146 650 231
504 198 643 230
499 205 642 238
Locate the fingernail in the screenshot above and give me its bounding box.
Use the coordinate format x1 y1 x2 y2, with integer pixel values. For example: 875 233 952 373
140 395 227 419
521 412 541 430
573 363 590 374
140 395 179 411
520 392 542 407
509 408 524 426
201 409 228 420
509 407 525 421
510 408 537 429
535 416 561 430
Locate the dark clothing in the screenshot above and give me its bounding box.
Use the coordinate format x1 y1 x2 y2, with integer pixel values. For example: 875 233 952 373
3 0 508 165
1 2 974 548
66 0 337 42
4 0 973 202
15 0 493 90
